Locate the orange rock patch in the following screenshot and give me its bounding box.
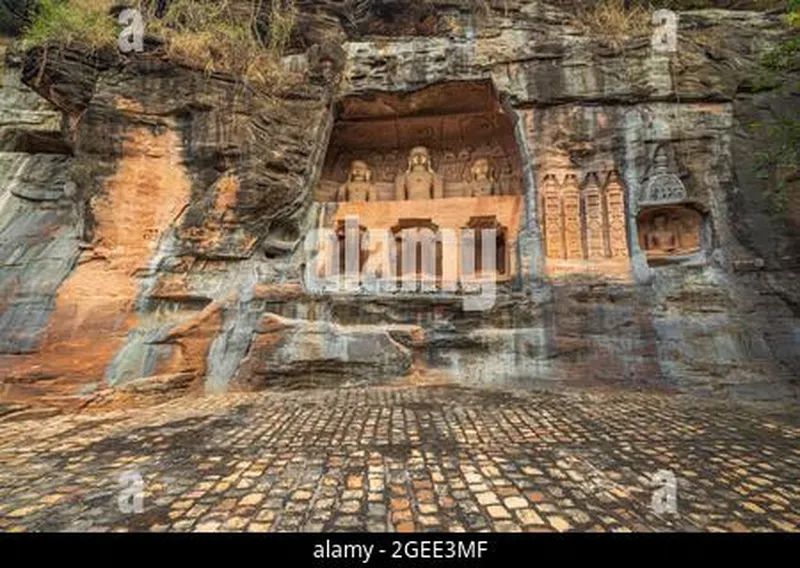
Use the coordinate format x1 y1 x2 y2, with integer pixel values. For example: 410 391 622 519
3 122 193 404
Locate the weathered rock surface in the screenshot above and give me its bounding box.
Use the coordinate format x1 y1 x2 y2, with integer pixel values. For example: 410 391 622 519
0 2 797 408
0 48 79 358
233 313 413 387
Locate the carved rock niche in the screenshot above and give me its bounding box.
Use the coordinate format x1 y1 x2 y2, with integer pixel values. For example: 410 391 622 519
637 144 707 266
637 206 703 264
316 81 525 202
312 81 527 287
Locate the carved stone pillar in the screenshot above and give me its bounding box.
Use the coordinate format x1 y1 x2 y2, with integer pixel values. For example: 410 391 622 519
605 171 630 258
541 174 563 259
583 172 606 259
561 173 583 260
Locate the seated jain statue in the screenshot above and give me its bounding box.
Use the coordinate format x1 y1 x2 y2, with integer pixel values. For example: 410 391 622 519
395 146 444 201
466 158 497 197
641 210 702 258
337 160 378 202
644 214 679 254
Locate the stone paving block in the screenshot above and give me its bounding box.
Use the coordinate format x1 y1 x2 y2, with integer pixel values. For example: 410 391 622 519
0 385 796 533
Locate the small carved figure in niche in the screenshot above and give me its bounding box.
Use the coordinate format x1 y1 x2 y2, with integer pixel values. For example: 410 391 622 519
466 158 497 197
395 146 444 201
677 216 701 252
378 150 399 182
457 147 473 181
644 214 679 254
338 160 378 202
639 207 703 259
497 160 515 195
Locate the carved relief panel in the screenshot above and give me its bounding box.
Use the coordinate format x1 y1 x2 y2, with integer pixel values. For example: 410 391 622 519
322 145 522 202
539 170 630 262
316 105 525 202
541 174 564 260
561 174 583 260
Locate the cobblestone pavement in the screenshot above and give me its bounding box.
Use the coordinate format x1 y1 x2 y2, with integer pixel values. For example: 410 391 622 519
0 385 798 532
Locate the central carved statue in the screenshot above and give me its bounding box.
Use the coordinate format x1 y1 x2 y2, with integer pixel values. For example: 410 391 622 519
338 160 377 202
395 146 444 201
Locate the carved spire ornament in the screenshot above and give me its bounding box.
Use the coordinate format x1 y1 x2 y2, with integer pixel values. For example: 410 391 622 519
641 144 687 205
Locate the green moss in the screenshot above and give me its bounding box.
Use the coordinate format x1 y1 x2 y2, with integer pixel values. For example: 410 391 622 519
762 36 800 71
742 70 782 92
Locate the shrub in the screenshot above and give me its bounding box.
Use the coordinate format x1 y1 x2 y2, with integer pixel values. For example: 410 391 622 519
762 35 800 71
753 116 800 212
788 0 800 25
23 0 116 50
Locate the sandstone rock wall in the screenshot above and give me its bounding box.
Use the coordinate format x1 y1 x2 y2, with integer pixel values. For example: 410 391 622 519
0 49 80 372
1 42 338 408
0 2 797 410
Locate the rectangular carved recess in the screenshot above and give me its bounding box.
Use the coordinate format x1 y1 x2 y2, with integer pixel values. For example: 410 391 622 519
319 197 523 286
538 170 632 281
312 82 527 289
315 82 525 202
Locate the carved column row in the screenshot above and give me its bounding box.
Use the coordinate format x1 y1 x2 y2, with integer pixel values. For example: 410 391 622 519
540 171 629 261
321 218 509 285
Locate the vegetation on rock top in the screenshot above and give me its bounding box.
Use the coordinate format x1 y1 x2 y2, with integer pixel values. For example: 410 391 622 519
11 0 299 87
22 0 116 50
146 0 298 84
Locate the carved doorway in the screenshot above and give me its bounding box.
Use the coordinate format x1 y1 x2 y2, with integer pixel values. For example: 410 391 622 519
391 218 442 289
465 216 507 277
335 219 369 280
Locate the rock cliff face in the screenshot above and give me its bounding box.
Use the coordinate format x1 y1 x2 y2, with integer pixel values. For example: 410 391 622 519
0 2 797 413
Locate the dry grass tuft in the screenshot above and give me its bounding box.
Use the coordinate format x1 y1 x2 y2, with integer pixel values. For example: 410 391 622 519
147 0 298 86
572 0 653 48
